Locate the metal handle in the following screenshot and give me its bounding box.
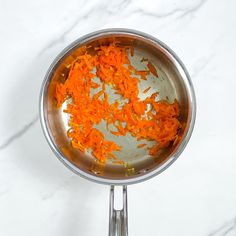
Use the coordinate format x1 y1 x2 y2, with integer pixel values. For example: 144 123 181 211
109 185 128 236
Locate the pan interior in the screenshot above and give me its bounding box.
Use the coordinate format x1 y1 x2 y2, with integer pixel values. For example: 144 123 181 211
43 33 191 182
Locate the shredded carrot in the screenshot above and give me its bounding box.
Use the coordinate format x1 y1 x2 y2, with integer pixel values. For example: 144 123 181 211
141 58 148 62
143 86 151 94
55 43 181 163
110 131 121 136
147 61 158 77
136 70 149 80
137 143 147 148
130 46 134 57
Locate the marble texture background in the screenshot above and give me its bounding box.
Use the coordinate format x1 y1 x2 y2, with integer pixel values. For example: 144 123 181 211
0 0 236 235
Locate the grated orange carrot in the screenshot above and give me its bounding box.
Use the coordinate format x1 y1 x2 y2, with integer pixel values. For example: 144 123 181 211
55 43 181 162
147 61 158 77
141 58 148 62
137 143 147 148
143 86 151 94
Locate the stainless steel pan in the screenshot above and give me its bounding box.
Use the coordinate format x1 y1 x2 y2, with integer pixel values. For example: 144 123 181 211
39 29 196 236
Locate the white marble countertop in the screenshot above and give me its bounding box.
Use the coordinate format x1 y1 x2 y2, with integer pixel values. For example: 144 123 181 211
1 0 236 235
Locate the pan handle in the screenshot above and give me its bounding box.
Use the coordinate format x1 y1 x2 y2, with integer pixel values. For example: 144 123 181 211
109 185 128 236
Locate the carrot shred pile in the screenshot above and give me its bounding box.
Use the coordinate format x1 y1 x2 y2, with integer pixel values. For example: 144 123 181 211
55 43 181 162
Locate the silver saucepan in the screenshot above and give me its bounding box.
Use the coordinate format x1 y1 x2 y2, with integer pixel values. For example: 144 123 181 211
39 29 196 236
